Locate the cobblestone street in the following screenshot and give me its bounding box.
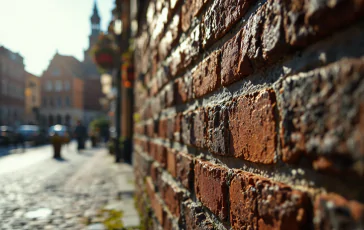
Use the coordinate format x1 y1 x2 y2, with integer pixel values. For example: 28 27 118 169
0 142 138 229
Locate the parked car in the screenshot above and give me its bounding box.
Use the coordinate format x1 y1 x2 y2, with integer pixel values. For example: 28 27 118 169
17 125 47 146
0 126 17 146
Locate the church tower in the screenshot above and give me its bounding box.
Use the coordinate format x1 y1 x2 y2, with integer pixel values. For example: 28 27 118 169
84 0 101 77
90 0 101 48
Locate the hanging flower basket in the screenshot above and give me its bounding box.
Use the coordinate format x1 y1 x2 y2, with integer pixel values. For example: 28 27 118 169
91 33 120 72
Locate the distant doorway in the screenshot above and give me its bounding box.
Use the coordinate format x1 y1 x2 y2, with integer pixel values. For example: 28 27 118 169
56 115 62 125
48 115 54 126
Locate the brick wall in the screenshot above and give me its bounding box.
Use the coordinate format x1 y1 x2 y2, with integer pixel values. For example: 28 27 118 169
133 0 364 229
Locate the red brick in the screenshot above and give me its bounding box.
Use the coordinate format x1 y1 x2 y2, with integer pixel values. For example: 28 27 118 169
194 159 229 221
228 89 277 164
165 84 175 108
207 105 230 155
192 108 207 149
170 25 201 77
160 178 183 218
146 122 154 138
181 112 193 145
279 58 364 175
158 118 168 139
146 177 164 224
182 200 215 230
162 209 175 230
181 0 209 32
283 0 364 47
174 76 193 104
314 193 364 230
203 0 255 48
159 14 181 61
239 5 266 70
181 0 193 32
221 31 252 86
262 0 290 63
230 171 310 230
150 163 161 188
133 150 152 179
174 113 183 142
193 50 221 98
167 116 175 140
167 148 177 177
176 152 194 190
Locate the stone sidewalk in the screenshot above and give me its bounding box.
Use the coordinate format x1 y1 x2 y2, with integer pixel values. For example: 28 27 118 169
0 146 140 229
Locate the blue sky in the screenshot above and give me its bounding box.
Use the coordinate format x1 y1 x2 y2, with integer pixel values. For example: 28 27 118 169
0 0 114 76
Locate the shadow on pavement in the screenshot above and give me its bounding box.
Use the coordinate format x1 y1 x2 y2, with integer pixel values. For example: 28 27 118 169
53 157 68 162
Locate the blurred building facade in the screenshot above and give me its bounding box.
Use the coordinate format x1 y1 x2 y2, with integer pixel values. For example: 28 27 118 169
0 46 26 127
25 72 41 124
39 1 106 128
40 53 84 127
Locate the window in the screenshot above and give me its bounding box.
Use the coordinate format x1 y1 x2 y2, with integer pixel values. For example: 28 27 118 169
65 96 71 107
46 80 53 91
64 80 70 91
55 80 62 92
52 68 60 76
57 97 62 107
49 97 54 107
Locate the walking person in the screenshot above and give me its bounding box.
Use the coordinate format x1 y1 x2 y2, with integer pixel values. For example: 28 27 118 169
74 120 87 152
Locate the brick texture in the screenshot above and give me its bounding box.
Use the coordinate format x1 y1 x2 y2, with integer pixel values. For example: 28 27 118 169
133 0 364 228
194 159 229 221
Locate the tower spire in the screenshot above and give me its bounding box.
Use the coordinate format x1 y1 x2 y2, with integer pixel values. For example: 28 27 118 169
93 0 99 17
90 0 101 35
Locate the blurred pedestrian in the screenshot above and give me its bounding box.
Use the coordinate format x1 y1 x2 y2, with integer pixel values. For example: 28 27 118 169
15 131 25 152
74 120 87 152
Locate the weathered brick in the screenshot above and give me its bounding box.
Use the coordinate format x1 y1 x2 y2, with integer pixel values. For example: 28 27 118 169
182 200 216 230
192 108 207 149
160 178 183 218
174 113 183 142
203 0 255 48
262 0 290 63
221 31 253 86
167 148 177 177
169 25 201 77
283 0 364 47
174 76 193 104
181 112 193 145
230 171 310 230
158 118 168 139
193 50 221 98
228 89 277 164
150 162 162 189
279 58 364 175
134 150 152 179
159 14 181 61
146 177 164 224
194 159 229 221
314 193 364 230
239 4 266 70
150 142 167 167
176 152 194 190
182 0 209 32
207 105 230 155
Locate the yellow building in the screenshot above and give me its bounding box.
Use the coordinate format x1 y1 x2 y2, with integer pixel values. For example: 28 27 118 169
25 72 41 124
